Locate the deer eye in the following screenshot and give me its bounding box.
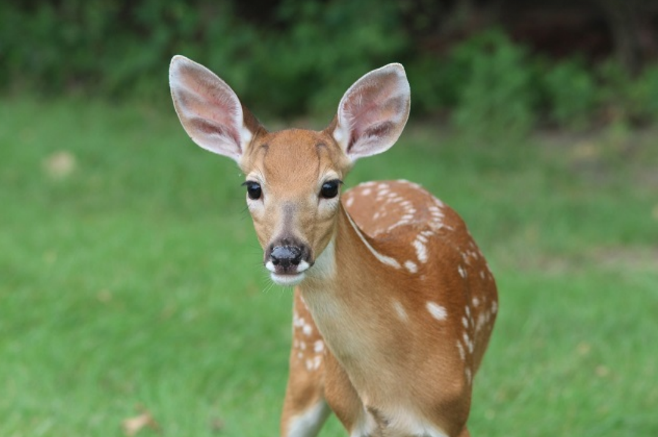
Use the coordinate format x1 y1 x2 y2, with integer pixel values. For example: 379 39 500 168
320 180 341 199
243 181 262 200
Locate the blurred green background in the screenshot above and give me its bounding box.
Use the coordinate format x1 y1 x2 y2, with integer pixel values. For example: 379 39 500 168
3 0 658 126
1 1 657 436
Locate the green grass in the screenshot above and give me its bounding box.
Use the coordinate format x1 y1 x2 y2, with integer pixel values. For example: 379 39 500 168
1 97 656 436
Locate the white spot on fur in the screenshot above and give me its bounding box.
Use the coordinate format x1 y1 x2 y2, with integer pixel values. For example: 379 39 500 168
393 300 408 321
300 341 306 350
427 302 447 321
492 301 498 314
456 341 465 361
462 316 468 328
361 188 372 196
404 260 418 273
413 239 428 263
476 312 487 332
304 355 322 372
314 340 324 353
303 324 313 336
345 196 354 207
458 265 467 278
473 297 480 307
465 368 472 385
462 332 474 354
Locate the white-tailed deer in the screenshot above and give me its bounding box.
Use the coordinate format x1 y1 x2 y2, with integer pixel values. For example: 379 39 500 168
169 56 498 437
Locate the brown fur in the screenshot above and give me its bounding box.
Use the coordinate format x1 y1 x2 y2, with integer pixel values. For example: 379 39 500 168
169 56 497 437
238 128 497 437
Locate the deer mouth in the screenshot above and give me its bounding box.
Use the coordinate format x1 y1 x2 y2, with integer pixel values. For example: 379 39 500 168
266 257 312 286
269 271 307 287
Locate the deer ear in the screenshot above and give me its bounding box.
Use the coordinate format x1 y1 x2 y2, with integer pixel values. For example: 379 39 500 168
331 63 410 161
169 55 262 163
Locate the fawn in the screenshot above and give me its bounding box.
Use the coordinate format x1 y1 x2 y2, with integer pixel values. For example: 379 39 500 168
169 56 498 437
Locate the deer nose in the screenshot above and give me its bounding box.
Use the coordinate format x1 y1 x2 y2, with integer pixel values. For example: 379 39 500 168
270 245 302 269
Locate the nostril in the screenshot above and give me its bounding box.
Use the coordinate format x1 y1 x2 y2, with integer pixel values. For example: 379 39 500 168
291 248 302 264
271 245 303 270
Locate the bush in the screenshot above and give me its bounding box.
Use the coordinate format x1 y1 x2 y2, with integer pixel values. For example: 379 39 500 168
542 59 598 129
0 0 407 119
235 0 407 119
630 65 658 121
598 61 658 124
1 1 657 131
449 30 537 137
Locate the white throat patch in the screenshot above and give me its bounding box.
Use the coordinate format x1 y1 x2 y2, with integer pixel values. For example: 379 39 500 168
306 238 336 281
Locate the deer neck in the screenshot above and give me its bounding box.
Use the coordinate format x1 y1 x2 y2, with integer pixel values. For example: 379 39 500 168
300 202 385 296
299 203 399 366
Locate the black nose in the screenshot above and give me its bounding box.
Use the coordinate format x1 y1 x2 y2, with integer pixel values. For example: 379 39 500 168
270 245 302 269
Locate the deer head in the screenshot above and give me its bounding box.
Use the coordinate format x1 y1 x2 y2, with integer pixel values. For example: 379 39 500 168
169 56 410 287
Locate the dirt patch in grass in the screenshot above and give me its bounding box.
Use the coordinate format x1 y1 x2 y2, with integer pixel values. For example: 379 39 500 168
590 246 658 272
499 243 658 275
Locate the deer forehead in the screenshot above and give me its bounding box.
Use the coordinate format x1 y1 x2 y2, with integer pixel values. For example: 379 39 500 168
242 129 350 194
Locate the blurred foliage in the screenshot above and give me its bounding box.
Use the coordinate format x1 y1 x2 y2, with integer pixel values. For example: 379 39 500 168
1 0 658 133
0 0 407 120
449 30 537 138
597 61 658 124
542 59 598 130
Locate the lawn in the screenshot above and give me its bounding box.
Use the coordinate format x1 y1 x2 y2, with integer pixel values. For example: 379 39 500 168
0 97 656 436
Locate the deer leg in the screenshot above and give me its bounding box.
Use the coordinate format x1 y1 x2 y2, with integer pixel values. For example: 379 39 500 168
280 390 329 437
280 290 331 437
323 351 370 436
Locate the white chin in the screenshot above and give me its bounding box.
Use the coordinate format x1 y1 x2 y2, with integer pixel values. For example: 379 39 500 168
271 272 306 287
